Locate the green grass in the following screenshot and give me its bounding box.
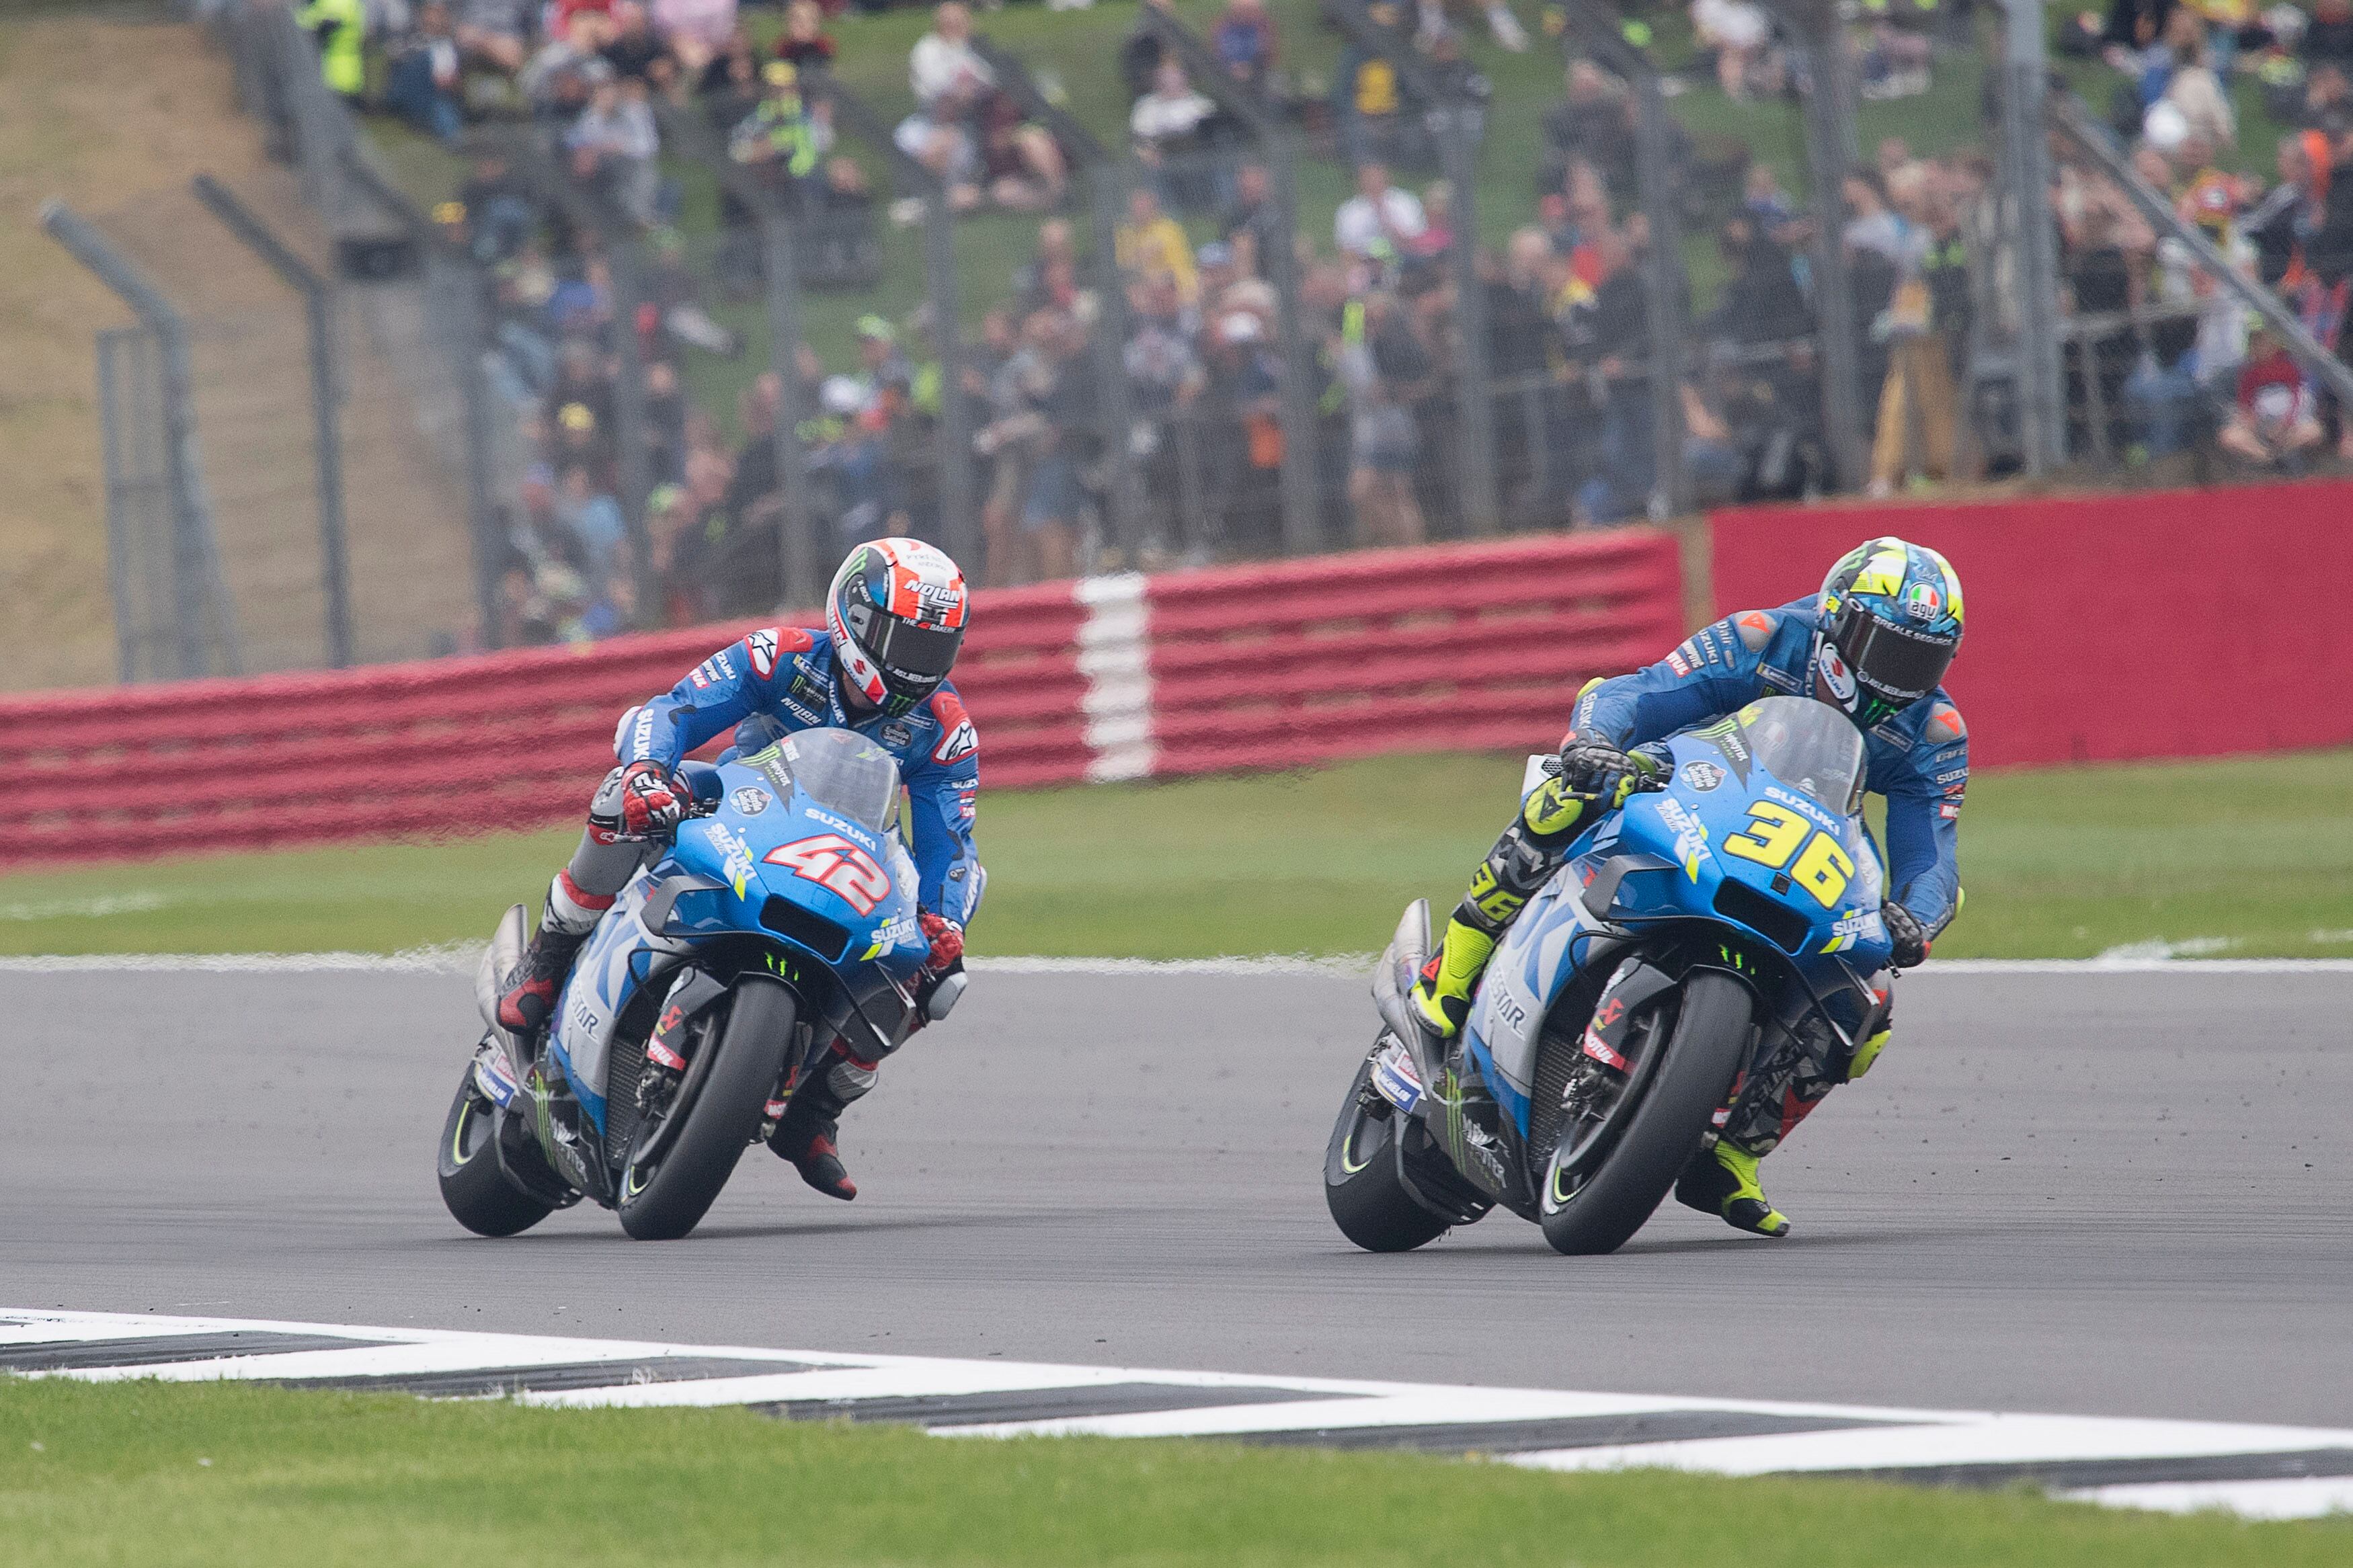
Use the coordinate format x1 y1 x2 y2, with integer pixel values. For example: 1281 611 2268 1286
4 1378 2346 1567
4 749 2350 960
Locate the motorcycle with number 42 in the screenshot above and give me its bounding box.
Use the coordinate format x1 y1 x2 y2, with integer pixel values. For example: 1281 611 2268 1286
1324 696 1897 1255
437 729 961 1241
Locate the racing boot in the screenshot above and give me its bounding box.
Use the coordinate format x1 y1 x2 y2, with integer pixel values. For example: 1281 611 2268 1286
1674 1141 1792 1238
495 925 588 1034
768 1046 876 1201
495 873 612 1034
1410 773 1596 1040
1411 920 1492 1040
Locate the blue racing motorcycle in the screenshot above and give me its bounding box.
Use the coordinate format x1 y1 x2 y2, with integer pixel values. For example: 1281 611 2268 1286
1325 696 1896 1255
437 728 961 1240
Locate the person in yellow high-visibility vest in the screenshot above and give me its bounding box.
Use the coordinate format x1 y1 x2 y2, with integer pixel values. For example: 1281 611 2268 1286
296 0 368 100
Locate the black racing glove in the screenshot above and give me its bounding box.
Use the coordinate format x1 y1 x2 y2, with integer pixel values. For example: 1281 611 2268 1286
1553 733 1669 806
1554 733 1634 797
1881 901 1931 969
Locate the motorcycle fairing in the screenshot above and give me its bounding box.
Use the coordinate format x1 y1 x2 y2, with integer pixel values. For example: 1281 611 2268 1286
549 869 690 1131
549 748 932 1134
1461 709 1895 1141
1464 854 1609 1132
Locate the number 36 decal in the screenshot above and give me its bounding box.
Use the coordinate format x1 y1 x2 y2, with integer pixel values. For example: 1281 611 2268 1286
764 835 893 915
1720 802 1854 909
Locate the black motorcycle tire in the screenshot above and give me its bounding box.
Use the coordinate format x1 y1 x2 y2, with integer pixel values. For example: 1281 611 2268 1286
1324 1048 1452 1253
617 975 796 1241
1539 970 1752 1257
436 1064 557 1238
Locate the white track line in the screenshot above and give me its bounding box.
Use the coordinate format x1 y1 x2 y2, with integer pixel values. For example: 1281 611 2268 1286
0 952 2348 976
8 1309 2350 1522
2059 1477 2353 1521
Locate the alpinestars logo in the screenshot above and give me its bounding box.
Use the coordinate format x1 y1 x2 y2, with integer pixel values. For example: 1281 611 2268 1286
930 692 977 765
934 719 977 766
748 628 779 679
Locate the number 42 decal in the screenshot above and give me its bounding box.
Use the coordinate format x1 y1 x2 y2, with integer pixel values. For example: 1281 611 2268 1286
1720 802 1854 908
764 835 893 915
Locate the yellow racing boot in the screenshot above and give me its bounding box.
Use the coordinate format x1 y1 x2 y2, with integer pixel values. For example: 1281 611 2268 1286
1410 918 1494 1039
1674 1141 1792 1237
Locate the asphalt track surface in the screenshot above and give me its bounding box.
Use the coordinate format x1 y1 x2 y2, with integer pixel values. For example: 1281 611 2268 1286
7 966 2349 1428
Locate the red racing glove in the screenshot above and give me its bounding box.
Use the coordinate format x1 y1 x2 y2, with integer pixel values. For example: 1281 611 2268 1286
917 911 964 977
617 761 688 839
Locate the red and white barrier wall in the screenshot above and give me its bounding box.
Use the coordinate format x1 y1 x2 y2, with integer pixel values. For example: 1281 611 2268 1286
0 531 1686 868
11 481 2346 871
1708 481 2353 769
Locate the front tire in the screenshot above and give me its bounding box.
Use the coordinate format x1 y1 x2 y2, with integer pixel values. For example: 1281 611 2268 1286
618 975 797 1241
1324 1048 1451 1253
437 1065 557 1237
1539 970 1753 1257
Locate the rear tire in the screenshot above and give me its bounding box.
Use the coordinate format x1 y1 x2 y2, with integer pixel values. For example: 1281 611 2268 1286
436 1065 556 1238
618 976 796 1241
1539 970 1753 1257
1324 1048 1451 1253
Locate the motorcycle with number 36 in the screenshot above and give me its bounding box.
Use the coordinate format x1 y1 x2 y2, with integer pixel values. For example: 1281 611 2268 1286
1324 696 1897 1255
437 729 961 1241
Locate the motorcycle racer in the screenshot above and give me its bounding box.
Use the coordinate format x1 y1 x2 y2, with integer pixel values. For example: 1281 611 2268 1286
1410 537 1968 1238
497 538 983 1201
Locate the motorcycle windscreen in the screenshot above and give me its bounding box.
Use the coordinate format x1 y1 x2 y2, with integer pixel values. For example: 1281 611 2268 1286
773 727 903 833
1732 696 1868 819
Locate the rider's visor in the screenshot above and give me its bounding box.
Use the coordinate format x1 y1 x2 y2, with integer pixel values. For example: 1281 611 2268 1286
1833 611 1956 706
867 613 963 681
846 600 965 684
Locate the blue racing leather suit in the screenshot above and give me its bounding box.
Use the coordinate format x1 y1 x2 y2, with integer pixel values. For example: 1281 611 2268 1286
621 624 984 926
1567 599 1966 937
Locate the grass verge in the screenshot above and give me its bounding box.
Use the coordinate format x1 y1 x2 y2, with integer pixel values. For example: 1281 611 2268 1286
3 749 2350 960
4 1378 2347 1567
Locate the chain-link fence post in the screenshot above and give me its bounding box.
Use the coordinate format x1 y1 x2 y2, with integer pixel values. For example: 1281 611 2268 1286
507 131 661 628
1318 1 1498 536
2000 0 2069 474
96 328 157 682
973 36 1145 565
336 143 507 648
1563 3 1689 519
264 1 348 230
811 73 980 567
604 238 659 620
190 173 354 667
1776 0 1868 490
42 200 242 679
1145 11 1323 555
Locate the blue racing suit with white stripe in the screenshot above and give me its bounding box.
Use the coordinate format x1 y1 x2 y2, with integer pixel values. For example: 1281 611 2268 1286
619 624 984 927
1568 598 1966 937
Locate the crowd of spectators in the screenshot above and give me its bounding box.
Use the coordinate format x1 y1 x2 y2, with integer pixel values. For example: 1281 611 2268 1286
276 0 2353 645
2044 0 2353 475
